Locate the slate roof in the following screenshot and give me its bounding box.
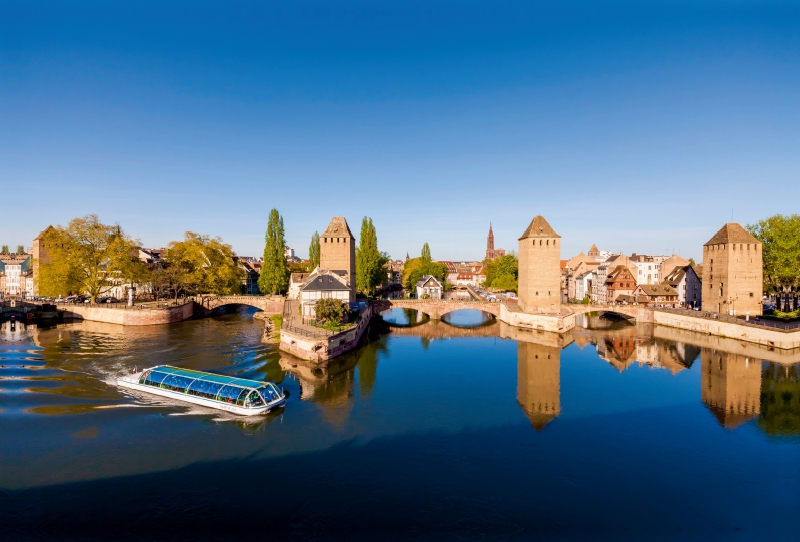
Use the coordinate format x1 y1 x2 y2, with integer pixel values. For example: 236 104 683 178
302 274 350 292
663 266 687 287
321 216 354 239
416 275 443 288
637 284 678 296
704 223 759 246
519 216 561 240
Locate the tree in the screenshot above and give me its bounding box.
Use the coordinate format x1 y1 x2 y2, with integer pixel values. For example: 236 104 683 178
483 254 518 291
748 214 800 310
403 257 447 291
37 215 144 300
688 257 697 267
259 209 289 295
421 243 431 264
164 232 244 299
492 274 518 292
16 245 25 254
308 231 321 271
314 298 347 323
0 246 8 255
356 217 388 296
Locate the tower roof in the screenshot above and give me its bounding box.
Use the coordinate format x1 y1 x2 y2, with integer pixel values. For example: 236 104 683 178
321 217 354 239
589 243 599 253
703 223 759 246
519 216 561 240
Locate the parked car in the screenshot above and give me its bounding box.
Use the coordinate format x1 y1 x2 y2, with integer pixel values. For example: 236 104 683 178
106 297 120 303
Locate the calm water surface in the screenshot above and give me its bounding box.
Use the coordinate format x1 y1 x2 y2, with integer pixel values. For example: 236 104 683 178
1 307 799 541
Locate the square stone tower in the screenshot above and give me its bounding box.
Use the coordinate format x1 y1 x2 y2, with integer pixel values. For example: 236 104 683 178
518 215 562 313
701 223 763 316
320 216 356 301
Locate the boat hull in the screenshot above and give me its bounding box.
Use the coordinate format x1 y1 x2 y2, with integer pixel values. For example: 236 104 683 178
117 378 285 416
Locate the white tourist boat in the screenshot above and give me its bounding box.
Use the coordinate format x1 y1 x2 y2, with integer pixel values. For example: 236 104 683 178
117 365 286 416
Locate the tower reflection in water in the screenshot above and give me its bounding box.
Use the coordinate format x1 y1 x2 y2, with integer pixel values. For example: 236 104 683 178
516 340 561 431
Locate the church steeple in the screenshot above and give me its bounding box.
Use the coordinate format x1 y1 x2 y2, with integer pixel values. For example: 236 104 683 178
487 223 495 252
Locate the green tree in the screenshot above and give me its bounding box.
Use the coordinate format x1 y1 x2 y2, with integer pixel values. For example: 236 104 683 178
402 257 447 291
164 232 244 299
315 298 347 323
748 214 800 309
308 231 321 271
16 245 25 254
37 215 144 300
1 245 8 255
758 364 800 437
492 274 518 292
688 257 697 267
259 209 289 295
356 217 387 296
421 243 431 264
482 258 498 287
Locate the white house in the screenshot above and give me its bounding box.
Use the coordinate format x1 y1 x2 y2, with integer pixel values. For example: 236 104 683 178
299 270 351 318
416 275 443 299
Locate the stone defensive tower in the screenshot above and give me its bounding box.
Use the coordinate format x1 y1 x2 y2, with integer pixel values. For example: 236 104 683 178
517 341 561 431
320 216 356 301
701 223 763 316
700 348 761 428
518 215 561 313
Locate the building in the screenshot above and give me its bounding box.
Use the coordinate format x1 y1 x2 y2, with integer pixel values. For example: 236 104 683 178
659 254 690 279
701 223 763 316
238 258 261 295
632 283 680 308
701 349 761 428
319 216 356 302
516 341 560 431
517 216 561 314
416 275 443 299
485 223 506 260
663 265 702 308
575 269 595 301
0 254 32 297
31 226 54 296
605 265 636 304
630 253 672 285
299 271 352 319
593 254 636 304
567 260 600 301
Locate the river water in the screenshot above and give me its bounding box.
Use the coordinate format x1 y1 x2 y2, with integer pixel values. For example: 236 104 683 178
1 307 799 541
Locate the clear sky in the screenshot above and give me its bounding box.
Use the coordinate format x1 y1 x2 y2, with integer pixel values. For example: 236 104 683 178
2 1 799 262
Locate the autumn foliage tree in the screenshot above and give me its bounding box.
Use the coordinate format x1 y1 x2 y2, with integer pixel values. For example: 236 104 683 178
37 215 144 300
164 232 243 299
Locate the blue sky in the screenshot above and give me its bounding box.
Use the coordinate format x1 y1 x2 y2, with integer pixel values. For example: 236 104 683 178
2 1 798 262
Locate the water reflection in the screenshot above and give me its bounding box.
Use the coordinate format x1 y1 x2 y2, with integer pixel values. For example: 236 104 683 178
517 341 561 430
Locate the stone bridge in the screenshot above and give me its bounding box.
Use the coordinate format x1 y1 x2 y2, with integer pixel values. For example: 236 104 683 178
567 304 644 320
197 295 285 314
384 319 501 339
374 299 502 319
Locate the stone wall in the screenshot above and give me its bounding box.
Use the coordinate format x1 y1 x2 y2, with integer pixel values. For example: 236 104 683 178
652 310 800 350
61 302 194 326
498 304 575 333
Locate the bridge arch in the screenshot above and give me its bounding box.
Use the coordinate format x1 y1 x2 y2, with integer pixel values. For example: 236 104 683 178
374 299 502 320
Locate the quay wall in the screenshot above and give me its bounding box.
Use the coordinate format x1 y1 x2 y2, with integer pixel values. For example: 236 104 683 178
61 303 195 326
651 310 800 350
280 303 380 364
497 304 575 333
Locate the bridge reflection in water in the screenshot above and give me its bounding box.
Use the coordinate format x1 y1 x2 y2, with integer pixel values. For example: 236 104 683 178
280 308 800 436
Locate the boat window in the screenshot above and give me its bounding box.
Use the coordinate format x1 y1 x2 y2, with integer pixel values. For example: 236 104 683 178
186 379 224 399
235 388 249 406
161 374 194 393
216 385 244 404
143 371 170 387
259 385 279 403
245 391 265 408
138 370 152 385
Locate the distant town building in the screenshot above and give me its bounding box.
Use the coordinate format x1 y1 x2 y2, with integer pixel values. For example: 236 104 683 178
663 265 702 308
300 270 352 318
485 223 506 260
631 283 679 308
0 253 32 297
701 223 763 316
518 215 561 314
605 265 636 304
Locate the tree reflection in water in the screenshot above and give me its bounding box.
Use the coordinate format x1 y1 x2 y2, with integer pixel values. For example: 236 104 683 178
760 364 800 437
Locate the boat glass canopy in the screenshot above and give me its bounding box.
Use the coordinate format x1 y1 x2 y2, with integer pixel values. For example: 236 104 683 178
137 365 280 408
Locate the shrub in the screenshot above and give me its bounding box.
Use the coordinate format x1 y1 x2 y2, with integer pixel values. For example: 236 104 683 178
315 298 347 323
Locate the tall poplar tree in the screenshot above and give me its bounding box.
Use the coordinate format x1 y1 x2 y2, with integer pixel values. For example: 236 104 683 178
259 209 289 294
421 243 432 263
356 217 384 296
16 245 25 254
308 231 321 271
